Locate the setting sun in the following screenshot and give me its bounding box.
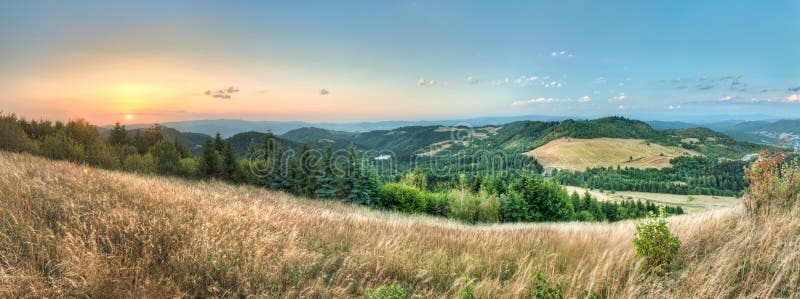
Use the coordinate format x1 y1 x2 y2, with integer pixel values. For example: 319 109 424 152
125 114 133 120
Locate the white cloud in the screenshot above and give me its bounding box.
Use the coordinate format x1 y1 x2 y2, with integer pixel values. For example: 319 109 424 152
618 105 626 110
512 97 554 106
608 93 627 102
494 75 547 87
466 76 479 84
787 94 800 102
719 95 733 102
551 50 572 57
667 105 681 110
578 96 591 103
417 78 438 87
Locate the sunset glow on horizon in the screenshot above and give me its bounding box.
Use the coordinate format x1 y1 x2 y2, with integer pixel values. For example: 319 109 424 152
1 1 798 125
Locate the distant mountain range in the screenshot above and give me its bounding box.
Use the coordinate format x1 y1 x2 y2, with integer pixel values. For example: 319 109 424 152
111 115 574 138
103 116 800 158
645 120 800 149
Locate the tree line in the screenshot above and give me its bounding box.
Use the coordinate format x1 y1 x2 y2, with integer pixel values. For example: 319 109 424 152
554 156 748 197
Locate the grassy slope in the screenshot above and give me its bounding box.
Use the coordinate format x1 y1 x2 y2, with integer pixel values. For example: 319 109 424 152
1 152 798 298
525 138 699 171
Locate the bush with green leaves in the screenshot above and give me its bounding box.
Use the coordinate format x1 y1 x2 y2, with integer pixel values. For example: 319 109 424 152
460 276 476 299
448 190 500 224
744 150 800 217
525 272 563 299
632 207 681 274
378 183 428 213
364 284 405 299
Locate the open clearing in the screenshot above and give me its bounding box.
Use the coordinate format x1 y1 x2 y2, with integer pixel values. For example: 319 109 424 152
563 185 741 214
1 151 797 298
525 138 699 171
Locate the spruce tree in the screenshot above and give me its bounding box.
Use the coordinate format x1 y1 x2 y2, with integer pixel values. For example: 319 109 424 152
221 141 238 180
314 146 341 200
199 139 220 178
293 144 318 196
108 122 129 145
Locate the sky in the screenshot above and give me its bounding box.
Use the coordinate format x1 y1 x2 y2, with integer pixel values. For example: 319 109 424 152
1 0 799 125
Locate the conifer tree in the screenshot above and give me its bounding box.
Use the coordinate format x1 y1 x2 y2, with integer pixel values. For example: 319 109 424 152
108 122 129 145
199 139 220 178
221 141 238 180
314 146 341 200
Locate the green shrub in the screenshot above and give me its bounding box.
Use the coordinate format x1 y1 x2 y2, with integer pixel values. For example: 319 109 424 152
460 276 476 299
0 114 38 153
123 153 156 174
364 284 405 299
744 150 800 216
632 207 681 274
177 157 200 178
378 183 428 213
424 192 449 216
530 272 563 299
41 131 85 162
448 191 500 224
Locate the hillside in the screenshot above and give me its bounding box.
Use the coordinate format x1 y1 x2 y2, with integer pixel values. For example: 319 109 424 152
526 138 699 171
722 119 800 150
2 151 798 298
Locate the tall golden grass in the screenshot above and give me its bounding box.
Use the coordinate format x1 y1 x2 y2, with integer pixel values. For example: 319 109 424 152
1 151 798 298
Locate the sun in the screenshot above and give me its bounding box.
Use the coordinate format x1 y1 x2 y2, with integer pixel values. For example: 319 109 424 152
125 114 133 120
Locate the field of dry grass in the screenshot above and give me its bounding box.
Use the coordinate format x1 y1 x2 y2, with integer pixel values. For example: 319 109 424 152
563 186 741 214
525 138 699 171
1 151 798 298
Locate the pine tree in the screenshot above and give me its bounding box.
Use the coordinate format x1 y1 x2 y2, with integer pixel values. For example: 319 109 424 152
294 143 318 196
314 146 341 200
221 141 238 180
343 146 360 202
213 132 224 151
199 139 220 178
150 139 180 175
108 122 129 145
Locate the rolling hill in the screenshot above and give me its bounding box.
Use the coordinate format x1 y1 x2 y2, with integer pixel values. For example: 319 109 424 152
102 117 770 166
1 151 797 297
526 137 699 171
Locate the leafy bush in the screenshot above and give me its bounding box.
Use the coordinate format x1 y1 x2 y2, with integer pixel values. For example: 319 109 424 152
177 157 200 178
0 114 38 153
530 272 563 299
632 207 681 274
744 150 800 216
364 284 405 299
448 191 500 224
378 183 428 213
41 131 86 163
123 153 156 174
460 276 476 299
424 192 449 216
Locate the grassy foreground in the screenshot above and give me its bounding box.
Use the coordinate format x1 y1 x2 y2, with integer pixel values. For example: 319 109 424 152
1 151 798 298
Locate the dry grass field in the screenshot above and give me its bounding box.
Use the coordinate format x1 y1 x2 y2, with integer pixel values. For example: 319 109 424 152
525 138 699 171
563 186 741 214
1 151 798 298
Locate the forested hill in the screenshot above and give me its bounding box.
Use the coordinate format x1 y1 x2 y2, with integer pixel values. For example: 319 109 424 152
99 116 768 161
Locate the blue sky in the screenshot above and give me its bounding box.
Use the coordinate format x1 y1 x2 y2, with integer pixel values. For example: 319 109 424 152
0 0 798 123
